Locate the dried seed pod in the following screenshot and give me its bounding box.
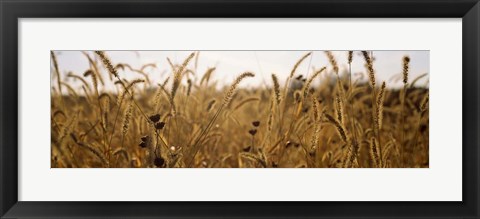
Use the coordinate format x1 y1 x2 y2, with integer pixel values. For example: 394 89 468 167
140 135 150 142
155 122 165 130
154 157 166 167
149 114 161 123
139 135 151 148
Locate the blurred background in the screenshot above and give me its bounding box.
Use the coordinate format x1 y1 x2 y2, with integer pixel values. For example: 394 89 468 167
52 50 429 93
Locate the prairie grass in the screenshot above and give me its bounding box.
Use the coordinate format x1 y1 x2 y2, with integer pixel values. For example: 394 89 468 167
51 51 429 168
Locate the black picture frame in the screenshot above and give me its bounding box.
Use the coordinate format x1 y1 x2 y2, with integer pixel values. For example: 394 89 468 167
1 0 479 218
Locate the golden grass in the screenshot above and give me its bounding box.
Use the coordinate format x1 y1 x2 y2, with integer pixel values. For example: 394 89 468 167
50 51 429 168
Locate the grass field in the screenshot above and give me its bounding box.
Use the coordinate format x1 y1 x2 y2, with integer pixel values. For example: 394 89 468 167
51 51 429 168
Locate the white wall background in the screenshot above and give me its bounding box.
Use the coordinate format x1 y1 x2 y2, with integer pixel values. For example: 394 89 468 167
20 18 460 201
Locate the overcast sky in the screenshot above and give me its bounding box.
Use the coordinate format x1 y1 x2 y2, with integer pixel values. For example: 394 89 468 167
53 50 429 93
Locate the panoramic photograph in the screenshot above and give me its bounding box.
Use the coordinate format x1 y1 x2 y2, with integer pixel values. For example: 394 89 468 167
51 50 429 168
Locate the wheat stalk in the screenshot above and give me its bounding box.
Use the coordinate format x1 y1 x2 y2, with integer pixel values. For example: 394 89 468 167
362 51 376 87
289 52 312 78
403 56 410 84
70 133 108 167
302 67 326 99
376 81 386 130
400 55 410 167
51 51 66 110
171 52 195 100
223 72 255 106
187 72 255 167
271 74 281 105
324 113 349 144
369 137 382 168
325 51 339 75
310 96 322 154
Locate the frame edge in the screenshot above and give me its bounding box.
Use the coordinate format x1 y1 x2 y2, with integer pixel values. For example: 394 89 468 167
1 0 479 218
